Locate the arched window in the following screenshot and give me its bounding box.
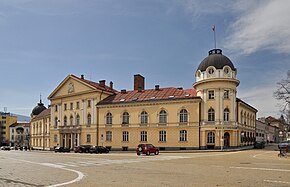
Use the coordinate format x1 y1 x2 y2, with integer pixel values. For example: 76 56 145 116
224 108 230 122
208 108 215 121
76 114 80 125
64 116 67 126
179 109 188 123
122 112 129 124
180 130 187 141
87 114 91 126
70 115 73 125
106 112 112 125
207 132 215 143
140 111 148 124
159 110 167 124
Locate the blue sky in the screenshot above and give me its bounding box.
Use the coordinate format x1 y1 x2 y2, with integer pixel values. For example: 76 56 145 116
0 0 289 118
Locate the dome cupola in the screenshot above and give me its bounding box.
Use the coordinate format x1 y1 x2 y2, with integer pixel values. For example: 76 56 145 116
31 99 47 117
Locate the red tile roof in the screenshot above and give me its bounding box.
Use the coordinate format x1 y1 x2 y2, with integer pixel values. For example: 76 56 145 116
71 75 117 93
33 108 51 120
98 87 198 105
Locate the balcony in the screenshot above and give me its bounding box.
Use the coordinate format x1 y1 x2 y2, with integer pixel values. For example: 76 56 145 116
57 125 82 133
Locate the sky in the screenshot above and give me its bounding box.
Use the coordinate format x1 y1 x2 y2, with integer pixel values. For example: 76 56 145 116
0 0 290 119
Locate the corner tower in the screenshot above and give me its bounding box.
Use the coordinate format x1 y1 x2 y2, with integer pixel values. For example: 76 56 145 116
193 49 240 149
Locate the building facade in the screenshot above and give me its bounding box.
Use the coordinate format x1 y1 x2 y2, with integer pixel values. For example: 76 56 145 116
0 112 17 146
47 49 257 150
9 122 30 148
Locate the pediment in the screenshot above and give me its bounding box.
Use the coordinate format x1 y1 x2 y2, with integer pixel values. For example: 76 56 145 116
48 75 99 99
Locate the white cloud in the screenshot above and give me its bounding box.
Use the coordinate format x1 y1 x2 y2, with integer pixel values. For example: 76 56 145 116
224 1 290 55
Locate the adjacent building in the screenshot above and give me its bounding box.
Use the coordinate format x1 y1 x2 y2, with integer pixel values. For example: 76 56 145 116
0 112 17 146
9 122 30 148
47 49 257 151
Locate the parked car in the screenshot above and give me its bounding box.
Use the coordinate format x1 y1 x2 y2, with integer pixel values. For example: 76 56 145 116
74 145 92 153
54 146 70 153
278 140 290 150
136 144 159 156
0 146 10 151
89 146 109 154
254 141 265 149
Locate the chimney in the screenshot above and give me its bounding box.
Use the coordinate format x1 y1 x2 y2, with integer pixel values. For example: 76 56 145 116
81 75 84 79
110 81 113 89
134 74 145 91
155 85 160 90
99 80 106 87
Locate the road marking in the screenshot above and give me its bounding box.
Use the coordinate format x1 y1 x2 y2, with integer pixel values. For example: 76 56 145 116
264 180 290 184
230 166 290 172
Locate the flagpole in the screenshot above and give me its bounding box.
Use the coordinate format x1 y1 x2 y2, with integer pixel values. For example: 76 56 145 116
212 25 216 49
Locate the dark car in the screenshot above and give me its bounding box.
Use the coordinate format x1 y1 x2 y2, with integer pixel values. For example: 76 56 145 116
74 145 92 153
55 146 70 153
254 141 265 149
278 140 290 150
136 144 159 156
89 146 109 154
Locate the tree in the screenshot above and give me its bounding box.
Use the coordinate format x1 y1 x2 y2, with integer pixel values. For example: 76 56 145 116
274 70 290 123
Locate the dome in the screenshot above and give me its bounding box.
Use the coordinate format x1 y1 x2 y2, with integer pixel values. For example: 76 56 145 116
197 49 236 72
31 100 47 116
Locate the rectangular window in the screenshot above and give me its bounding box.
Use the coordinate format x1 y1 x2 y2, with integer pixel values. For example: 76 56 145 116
70 103 73 110
54 135 57 142
208 90 214 99
106 131 112 141
88 100 91 108
86 134 91 143
224 90 229 99
64 104 67 111
159 131 166 142
180 130 187 141
55 105 58 112
76 102 80 109
140 131 147 142
122 131 129 142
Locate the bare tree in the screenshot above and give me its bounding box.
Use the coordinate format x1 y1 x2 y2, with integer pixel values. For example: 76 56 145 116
274 70 290 123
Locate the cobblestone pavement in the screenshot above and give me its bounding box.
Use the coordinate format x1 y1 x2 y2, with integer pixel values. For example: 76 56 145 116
0 145 289 187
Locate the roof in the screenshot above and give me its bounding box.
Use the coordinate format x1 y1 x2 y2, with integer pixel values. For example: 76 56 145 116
197 49 236 72
98 87 198 105
32 108 51 120
31 100 47 116
236 98 258 112
71 74 118 93
10 122 30 128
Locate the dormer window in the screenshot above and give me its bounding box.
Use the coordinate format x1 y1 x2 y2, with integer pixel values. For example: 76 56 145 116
208 68 214 74
224 67 229 74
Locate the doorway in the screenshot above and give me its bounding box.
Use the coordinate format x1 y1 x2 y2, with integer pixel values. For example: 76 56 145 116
224 132 230 148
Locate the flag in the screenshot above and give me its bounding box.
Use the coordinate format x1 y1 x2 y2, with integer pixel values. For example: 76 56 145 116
212 25 215 32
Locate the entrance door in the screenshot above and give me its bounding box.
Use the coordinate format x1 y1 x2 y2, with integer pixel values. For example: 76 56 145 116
224 132 230 148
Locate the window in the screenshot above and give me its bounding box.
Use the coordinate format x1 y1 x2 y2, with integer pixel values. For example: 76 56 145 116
122 131 129 142
224 67 229 74
12 129 14 133
64 116 67 126
86 134 91 143
106 112 112 125
11 135 14 140
54 135 57 142
106 131 112 141
55 105 58 112
224 90 229 99
208 68 214 74
87 114 91 126
140 131 147 142
76 101 80 109
208 108 215 121
140 111 148 124
159 110 167 124
122 112 129 124
88 100 91 108
207 132 215 143
224 108 230 122
70 115 73 125
70 103 73 110
208 90 214 99
76 114 80 125
159 130 166 142
180 130 187 141
180 109 188 123
55 117 58 127
64 104 67 111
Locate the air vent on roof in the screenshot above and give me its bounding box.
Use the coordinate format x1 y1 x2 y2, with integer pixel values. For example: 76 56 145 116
132 98 138 101
120 99 125 102
185 94 190 97
150 96 156 99
177 87 183 90
169 95 175 98
121 89 127 94
155 85 160 90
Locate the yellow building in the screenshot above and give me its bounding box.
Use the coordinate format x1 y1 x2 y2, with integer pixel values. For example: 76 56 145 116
0 112 17 146
48 49 257 150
